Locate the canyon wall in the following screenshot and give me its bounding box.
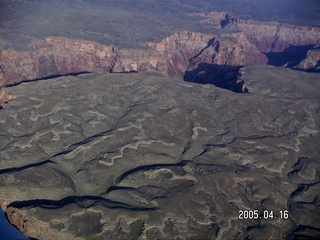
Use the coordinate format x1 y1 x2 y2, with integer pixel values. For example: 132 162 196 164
0 12 319 107
193 11 320 53
229 21 320 53
114 31 266 78
0 31 266 88
295 47 320 71
0 68 12 108
0 38 118 86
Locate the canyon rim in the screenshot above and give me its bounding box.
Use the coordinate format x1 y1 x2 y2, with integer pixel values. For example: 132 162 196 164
0 1 319 239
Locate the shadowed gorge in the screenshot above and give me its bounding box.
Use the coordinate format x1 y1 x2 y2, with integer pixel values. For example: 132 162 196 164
265 44 316 68
0 1 319 239
184 64 246 93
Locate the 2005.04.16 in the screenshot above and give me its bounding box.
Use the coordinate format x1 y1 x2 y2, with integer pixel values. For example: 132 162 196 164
238 210 289 220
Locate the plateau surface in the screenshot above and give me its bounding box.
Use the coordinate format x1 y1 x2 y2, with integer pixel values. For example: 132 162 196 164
0 1 319 239
0 66 319 239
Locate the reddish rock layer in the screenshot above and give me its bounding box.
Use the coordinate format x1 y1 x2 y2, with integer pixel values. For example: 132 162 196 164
295 47 320 71
0 68 12 108
0 31 267 87
0 38 118 85
1 200 28 235
192 11 320 53
4 207 28 234
0 12 318 103
114 31 266 78
0 88 10 108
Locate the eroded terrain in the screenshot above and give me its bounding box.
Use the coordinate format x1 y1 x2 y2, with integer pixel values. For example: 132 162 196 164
0 65 319 239
0 0 320 239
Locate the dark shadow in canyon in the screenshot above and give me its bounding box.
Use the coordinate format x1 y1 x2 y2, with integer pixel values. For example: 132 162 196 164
6 71 91 88
285 225 320 240
183 63 247 93
8 196 157 211
0 160 53 175
220 15 234 28
113 160 191 186
265 44 316 68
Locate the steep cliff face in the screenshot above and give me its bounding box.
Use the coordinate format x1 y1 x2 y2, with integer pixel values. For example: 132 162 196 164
0 37 118 86
113 31 266 79
0 50 38 86
0 11 318 102
43 37 117 75
112 31 213 78
227 21 320 53
144 31 214 78
193 11 320 53
0 68 12 108
295 47 320 71
191 11 320 72
0 31 266 88
0 88 10 108
145 31 267 77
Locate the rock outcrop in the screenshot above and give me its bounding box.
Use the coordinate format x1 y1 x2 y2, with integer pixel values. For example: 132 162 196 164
0 31 267 99
0 32 266 88
114 31 267 79
231 21 319 53
0 68 12 108
0 11 319 107
295 46 320 71
0 10 318 98
0 88 10 108
4 207 28 234
0 38 118 86
192 11 320 53
191 12 320 72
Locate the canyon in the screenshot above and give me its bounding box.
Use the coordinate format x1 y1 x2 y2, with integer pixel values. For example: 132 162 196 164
0 1 319 239
194 11 320 53
0 11 319 108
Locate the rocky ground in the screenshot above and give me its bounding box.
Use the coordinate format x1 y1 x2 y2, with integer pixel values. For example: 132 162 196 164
0 65 319 239
0 1 319 239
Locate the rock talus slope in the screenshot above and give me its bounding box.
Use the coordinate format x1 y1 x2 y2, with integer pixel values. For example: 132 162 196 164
0 66 319 239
